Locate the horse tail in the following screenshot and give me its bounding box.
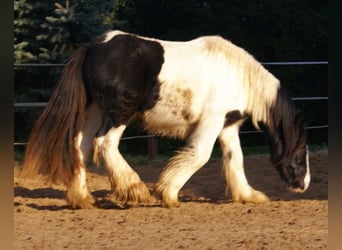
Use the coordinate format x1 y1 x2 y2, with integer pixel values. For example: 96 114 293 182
22 46 88 186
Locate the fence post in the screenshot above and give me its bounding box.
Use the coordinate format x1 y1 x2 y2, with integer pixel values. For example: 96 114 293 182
148 135 158 160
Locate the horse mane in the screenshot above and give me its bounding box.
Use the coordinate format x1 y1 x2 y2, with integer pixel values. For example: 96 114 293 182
239 52 307 166
203 36 307 166
266 88 307 166
198 35 280 129
238 51 307 166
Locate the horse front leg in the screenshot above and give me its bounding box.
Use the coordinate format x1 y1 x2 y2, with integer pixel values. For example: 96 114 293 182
93 125 154 205
218 125 269 203
155 117 225 207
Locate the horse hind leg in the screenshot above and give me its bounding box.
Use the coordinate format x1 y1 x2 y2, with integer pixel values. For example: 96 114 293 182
66 103 102 209
93 124 154 206
218 125 269 203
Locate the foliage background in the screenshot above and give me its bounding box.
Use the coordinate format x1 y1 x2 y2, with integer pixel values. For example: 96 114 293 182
14 0 328 156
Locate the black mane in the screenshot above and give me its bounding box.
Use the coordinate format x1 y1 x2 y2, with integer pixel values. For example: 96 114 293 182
267 87 307 168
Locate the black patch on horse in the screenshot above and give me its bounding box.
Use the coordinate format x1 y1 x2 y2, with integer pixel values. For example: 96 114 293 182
224 110 247 127
82 34 165 136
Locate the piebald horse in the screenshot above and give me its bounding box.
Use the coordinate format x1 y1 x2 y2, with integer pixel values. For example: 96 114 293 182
23 30 310 208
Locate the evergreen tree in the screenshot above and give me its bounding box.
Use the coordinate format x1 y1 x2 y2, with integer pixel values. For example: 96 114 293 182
14 0 114 63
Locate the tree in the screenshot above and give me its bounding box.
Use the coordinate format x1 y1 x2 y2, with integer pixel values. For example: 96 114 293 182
113 0 327 62
14 0 115 144
14 0 43 63
14 0 115 63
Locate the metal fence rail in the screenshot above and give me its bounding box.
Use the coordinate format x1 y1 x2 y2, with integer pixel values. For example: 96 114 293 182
14 61 329 67
13 96 329 146
13 97 329 108
13 125 328 146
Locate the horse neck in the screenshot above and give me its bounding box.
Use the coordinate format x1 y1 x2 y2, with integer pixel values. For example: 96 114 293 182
241 62 306 164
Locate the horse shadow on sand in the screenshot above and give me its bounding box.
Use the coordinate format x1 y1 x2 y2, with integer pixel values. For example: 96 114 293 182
14 156 328 211
14 179 327 212
14 185 134 211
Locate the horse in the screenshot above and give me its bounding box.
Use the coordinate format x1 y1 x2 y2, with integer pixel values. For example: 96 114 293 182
22 30 310 209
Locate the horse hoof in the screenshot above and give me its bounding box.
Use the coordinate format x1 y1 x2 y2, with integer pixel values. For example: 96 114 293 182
233 190 270 203
153 187 180 208
67 194 96 209
248 190 270 203
113 181 154 205
162 200 180 208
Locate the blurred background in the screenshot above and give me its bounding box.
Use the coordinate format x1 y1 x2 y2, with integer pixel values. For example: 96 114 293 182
14 0 328 160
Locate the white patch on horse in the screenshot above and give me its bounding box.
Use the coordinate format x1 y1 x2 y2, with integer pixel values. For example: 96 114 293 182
290 146 311 193
155 115 226 206
66 165 94 209
65 103 103 208
219 124 269 202
101 30 127 43
304 146 311 191
142 86 200 138
94 125 153 203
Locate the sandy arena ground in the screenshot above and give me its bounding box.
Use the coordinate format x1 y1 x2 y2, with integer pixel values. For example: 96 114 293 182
14 149 328 249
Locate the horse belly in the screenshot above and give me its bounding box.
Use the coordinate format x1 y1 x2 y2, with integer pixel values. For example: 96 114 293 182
142 87 200 139
140 43 208 139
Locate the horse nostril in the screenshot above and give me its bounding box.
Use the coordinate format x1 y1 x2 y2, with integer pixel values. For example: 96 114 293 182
288 180 308 193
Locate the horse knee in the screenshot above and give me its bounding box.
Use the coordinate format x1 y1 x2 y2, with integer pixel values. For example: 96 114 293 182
196 150 211 166
93 125 125 165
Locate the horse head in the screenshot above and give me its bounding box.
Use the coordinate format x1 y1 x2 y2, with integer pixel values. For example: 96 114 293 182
268 91 311 193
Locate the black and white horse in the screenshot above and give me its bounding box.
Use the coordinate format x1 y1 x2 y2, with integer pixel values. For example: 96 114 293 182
23 30 310 208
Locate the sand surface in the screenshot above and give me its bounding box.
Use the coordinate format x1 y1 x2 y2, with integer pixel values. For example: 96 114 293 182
14 150 328 249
